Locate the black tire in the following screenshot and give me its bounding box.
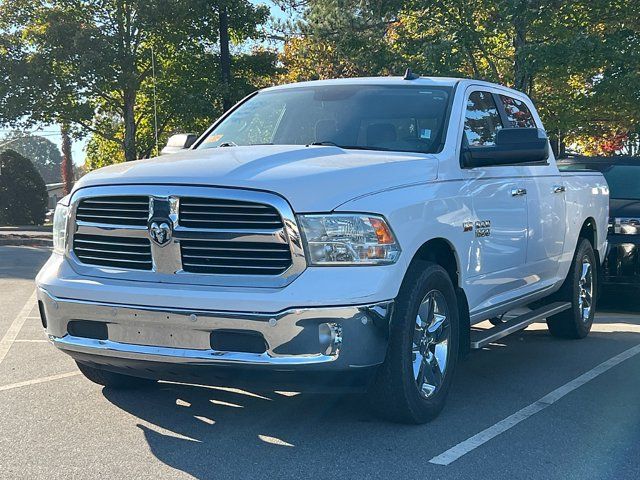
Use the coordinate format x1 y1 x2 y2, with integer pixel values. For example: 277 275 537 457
76 361 156 389
368 262 460 424
547 238 597 339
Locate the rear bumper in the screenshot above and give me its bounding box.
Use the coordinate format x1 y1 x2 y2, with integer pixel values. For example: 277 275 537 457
37 288 393 377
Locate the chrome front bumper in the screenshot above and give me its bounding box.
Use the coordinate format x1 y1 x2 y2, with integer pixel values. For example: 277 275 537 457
37 289 393 371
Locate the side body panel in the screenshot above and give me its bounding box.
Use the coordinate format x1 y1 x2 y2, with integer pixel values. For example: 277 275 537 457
558 173 610 278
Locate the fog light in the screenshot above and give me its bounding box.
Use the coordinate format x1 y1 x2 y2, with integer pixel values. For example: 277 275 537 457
319 322 342 355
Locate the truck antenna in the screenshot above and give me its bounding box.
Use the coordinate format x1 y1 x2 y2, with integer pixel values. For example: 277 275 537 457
403 68 420 80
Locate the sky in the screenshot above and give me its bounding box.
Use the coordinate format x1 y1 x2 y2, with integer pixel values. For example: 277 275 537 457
0 1 290 167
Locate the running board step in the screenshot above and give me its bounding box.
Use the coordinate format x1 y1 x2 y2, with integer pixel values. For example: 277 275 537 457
470 301 571 349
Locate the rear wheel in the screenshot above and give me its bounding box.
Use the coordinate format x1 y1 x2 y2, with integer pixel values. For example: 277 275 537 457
76 362 156 389
547 238 597 339
368 263 459 424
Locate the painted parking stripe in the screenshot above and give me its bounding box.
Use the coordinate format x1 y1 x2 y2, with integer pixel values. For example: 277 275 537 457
429 343 640 466
0 372 80 393
0 290 37 365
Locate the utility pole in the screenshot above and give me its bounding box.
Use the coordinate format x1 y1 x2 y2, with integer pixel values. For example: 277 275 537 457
219 3 232 112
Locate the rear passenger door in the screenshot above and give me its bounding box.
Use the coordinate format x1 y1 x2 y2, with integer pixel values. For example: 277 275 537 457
462 90 530 310
497 94 566 280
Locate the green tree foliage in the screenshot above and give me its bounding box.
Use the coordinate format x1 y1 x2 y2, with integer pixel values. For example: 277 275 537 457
0 133 62 184
1 0 279 169
281 0 640 156
0 149 47 225
85 2 278 169
0 0 192 162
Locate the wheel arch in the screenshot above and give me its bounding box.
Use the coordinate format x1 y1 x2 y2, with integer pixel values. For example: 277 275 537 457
579 217 598 248
406 237 470 358
578 216 602 292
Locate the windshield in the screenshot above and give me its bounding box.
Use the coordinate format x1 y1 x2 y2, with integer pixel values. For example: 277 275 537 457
198 85 452 154
559 163 640 199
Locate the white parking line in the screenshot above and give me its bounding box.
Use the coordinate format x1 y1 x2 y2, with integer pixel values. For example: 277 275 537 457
429 343 640 466
0 372 81 393
0 290 37 365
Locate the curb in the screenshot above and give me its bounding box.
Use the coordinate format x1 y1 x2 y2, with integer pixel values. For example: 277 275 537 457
0 238 52 247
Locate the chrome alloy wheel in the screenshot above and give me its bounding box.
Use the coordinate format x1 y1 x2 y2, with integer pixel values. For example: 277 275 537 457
578 255 594 322
412 290 451 399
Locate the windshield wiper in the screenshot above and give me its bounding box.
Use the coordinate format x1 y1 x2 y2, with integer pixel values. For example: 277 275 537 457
218 141 238 147
307 141 340 147
307 141 392 152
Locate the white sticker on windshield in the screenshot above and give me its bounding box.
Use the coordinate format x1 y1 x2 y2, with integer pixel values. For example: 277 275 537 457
420 129 432 139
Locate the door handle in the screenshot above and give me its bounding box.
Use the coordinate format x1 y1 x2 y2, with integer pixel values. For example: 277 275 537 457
511 188 527 197
553 185 566 193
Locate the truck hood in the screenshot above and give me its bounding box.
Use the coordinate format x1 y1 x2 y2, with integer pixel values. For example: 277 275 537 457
74 145 438 211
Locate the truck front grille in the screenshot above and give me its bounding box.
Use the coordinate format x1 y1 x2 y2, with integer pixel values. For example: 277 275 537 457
68 188 303 287
73 233 152 270
76 196 149 226
180 239 292 275
179 197 283 230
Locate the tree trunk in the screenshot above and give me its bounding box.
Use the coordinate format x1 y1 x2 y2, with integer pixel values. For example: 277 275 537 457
60 125 74 195
123 88 137 161
219 4 232 112
512 2 529 92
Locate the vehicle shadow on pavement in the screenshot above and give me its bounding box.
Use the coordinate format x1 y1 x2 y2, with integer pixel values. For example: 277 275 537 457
101 306 640 479
103 384 384 478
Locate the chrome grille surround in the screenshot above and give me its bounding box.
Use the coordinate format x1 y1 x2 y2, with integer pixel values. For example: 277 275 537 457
66 185 306 288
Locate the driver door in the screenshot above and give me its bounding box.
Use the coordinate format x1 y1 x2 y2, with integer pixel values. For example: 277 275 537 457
461 90 529 313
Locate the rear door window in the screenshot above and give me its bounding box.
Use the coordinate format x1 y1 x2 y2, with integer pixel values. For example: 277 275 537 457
499 95 536 128
464 91 503 146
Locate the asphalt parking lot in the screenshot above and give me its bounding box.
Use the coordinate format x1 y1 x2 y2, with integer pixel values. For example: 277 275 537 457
1 245 639 479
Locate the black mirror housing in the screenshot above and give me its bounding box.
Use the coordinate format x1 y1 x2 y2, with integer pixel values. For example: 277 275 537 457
463 128 549 168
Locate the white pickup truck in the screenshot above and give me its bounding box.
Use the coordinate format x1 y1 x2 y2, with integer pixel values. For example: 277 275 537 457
36 76 609 423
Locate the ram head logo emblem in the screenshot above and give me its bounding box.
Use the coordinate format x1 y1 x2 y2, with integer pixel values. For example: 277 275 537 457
149 221 172 246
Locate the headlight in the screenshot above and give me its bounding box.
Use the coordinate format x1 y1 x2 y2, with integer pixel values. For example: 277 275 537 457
614 218 640 235
298 214 401 265
52 202 70 254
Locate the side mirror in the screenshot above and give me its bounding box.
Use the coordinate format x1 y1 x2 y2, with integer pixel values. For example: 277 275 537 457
160 133 197 155
462 128 549 168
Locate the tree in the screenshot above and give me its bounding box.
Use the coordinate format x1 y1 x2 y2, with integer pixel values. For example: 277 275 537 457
83 1 277 169
0 132 62 184
0 149 47 225
61 126 74 194
283 0 640 156
1 0 277 167
0 0 190 162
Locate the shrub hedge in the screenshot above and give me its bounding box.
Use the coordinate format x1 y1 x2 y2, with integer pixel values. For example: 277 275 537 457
0 149 48 225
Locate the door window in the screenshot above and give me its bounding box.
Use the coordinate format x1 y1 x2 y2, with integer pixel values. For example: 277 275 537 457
463 91 503 146
499 95 536 128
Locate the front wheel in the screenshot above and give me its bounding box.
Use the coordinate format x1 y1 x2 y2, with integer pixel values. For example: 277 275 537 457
547 238 597 339
368 263 460 424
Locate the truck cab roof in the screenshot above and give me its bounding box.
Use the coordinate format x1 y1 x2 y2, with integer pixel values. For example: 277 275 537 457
262 76 527 99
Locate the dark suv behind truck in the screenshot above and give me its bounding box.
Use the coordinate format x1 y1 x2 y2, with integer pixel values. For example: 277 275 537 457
559 156 640 287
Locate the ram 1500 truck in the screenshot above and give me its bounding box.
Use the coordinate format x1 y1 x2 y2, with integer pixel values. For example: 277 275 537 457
36 76 609 423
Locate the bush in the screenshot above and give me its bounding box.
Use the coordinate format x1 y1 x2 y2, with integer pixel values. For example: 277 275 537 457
0 149 48 225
